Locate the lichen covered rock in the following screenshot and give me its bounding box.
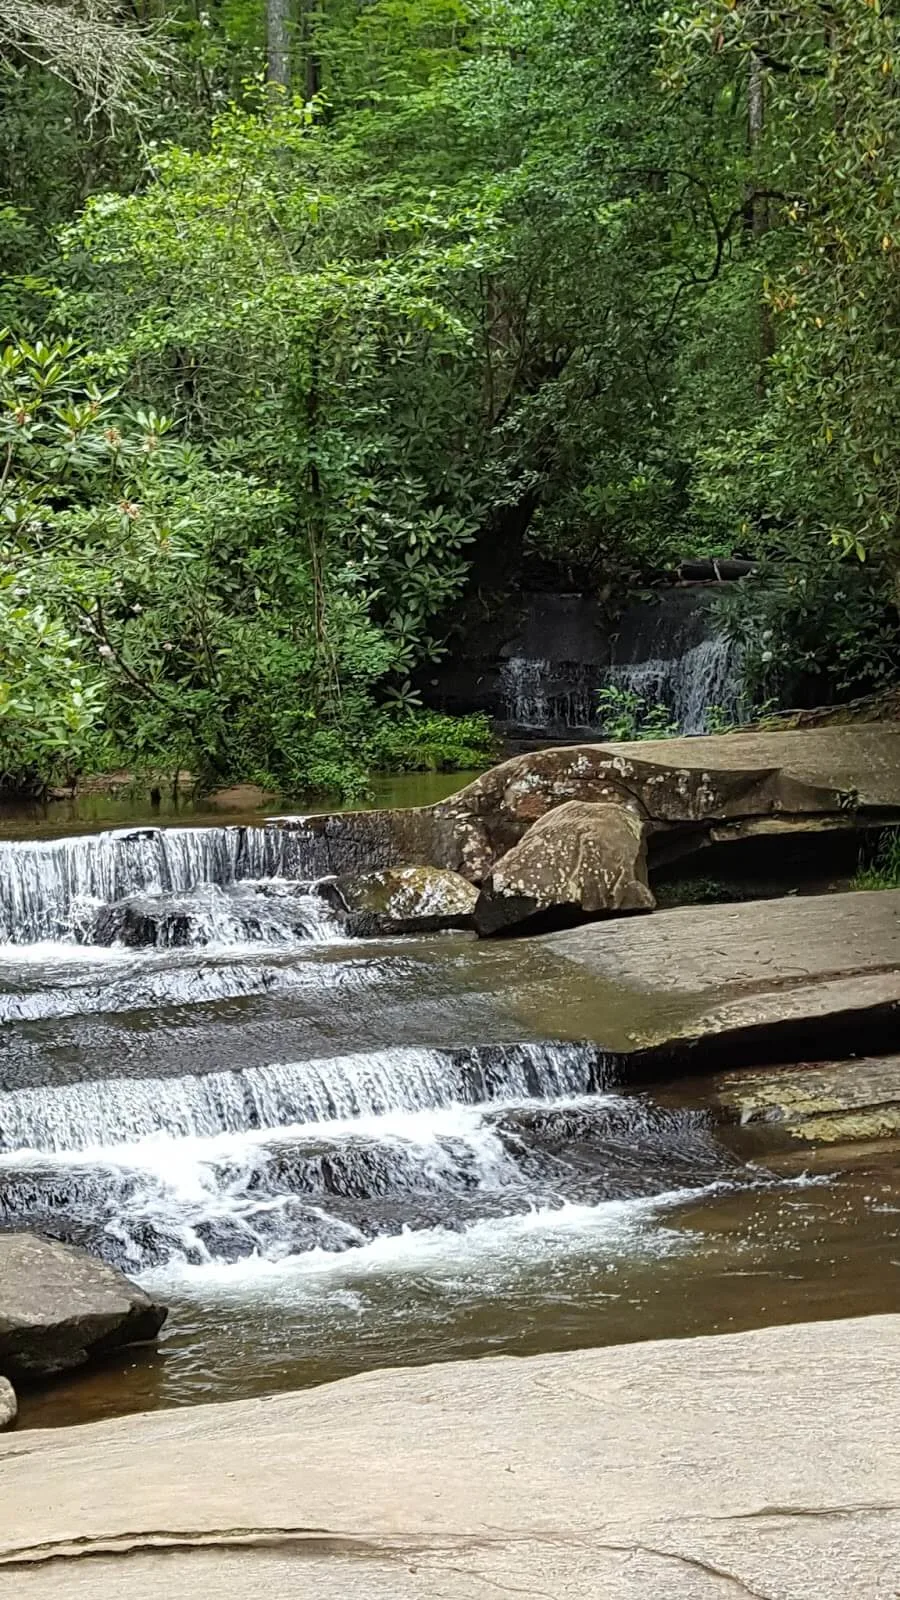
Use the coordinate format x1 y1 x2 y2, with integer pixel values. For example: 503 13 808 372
320 866 477 936
474 800 655 936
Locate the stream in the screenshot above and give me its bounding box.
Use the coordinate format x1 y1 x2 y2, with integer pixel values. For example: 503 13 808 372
1 781 897 1428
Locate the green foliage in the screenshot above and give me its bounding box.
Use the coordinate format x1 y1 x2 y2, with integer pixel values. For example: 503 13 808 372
716 557 900 707
665 0 900 597
3 0 900 798
853 829 900 892
0 331 401 797
595 685 678 742
366 709 496 773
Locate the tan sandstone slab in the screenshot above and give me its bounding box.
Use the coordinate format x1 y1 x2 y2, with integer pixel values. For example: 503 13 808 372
606 722 900 808
1 1316 898 1598
545 886 900 993
536 888 900 1061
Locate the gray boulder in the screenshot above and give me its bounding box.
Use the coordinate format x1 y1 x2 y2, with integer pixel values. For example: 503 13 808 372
0 1233 167 1378
319 866 477 936
0 1378 15 1430
474 799 655 936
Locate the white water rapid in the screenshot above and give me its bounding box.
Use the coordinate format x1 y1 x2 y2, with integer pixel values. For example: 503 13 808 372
0 817 763 1420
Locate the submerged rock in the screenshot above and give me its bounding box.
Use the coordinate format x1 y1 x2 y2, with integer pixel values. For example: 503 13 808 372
474 800 655 936
92 881 336 948
0 1232 167 1378
319 866 478 936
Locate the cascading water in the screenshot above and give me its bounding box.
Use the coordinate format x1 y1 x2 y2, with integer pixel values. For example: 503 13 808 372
0 1041 742 1277
603 632 746 735
499 659 598 732
0 825 339 946
497 592 746 737
0 809 764 1422
0 1043 602 1152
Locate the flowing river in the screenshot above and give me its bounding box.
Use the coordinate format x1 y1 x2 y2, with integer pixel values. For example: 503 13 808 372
1 785 897 1427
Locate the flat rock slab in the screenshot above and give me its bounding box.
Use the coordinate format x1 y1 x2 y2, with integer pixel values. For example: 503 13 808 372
0 1233 166 1378
607 723 900 808
2 1316 898 1598
539 888 900 1062
546 886 900 993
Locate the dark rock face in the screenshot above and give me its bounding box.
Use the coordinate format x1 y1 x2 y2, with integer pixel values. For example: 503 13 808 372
320 866 478 936
94 895 197 948
0 1233 166 1378
474 800 655 936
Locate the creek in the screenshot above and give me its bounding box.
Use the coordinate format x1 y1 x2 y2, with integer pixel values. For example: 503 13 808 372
0 781 897 1428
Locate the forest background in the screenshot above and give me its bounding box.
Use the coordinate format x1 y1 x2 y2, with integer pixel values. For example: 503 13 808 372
3 0 900 798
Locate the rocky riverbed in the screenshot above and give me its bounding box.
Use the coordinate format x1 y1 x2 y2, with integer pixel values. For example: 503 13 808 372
0 726 897 1428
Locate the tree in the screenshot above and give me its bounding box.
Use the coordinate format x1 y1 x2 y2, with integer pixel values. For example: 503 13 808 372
266 0 291 89
0 0 163 114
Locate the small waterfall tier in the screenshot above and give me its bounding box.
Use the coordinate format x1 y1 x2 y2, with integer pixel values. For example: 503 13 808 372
0 826 339 946
500 635 744 738
491 589 746 737
603 632 745 735
0 1042 745 1275
0 1043 604 1152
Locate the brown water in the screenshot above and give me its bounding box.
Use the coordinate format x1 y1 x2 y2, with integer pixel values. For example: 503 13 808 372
1 788 897 1434
0 771 477 841
16 1142 900 1430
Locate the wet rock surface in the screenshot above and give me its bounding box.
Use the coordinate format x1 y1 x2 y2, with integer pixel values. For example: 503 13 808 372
92 881 339 948
703 1052 900 1147
545 888 900 1066
0 1233 167 1378
319 866 477 936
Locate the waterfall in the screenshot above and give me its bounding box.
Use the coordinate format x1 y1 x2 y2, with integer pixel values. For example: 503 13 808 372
0 1043 606 1153
0 1040 742 1276
0 826 326 945
498 629 745 737
499 659 598 731
499 658 551 729
603 633 746 736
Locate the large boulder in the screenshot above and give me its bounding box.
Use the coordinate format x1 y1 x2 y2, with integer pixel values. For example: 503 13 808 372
0 1233 167 1379
0 1378 15 1430
439 743 850 879
319 866 477 937
474 800 655 937
273 729 882 889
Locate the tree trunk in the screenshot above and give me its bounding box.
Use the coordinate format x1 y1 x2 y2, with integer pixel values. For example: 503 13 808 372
747 49 774 373
267 0 291 90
